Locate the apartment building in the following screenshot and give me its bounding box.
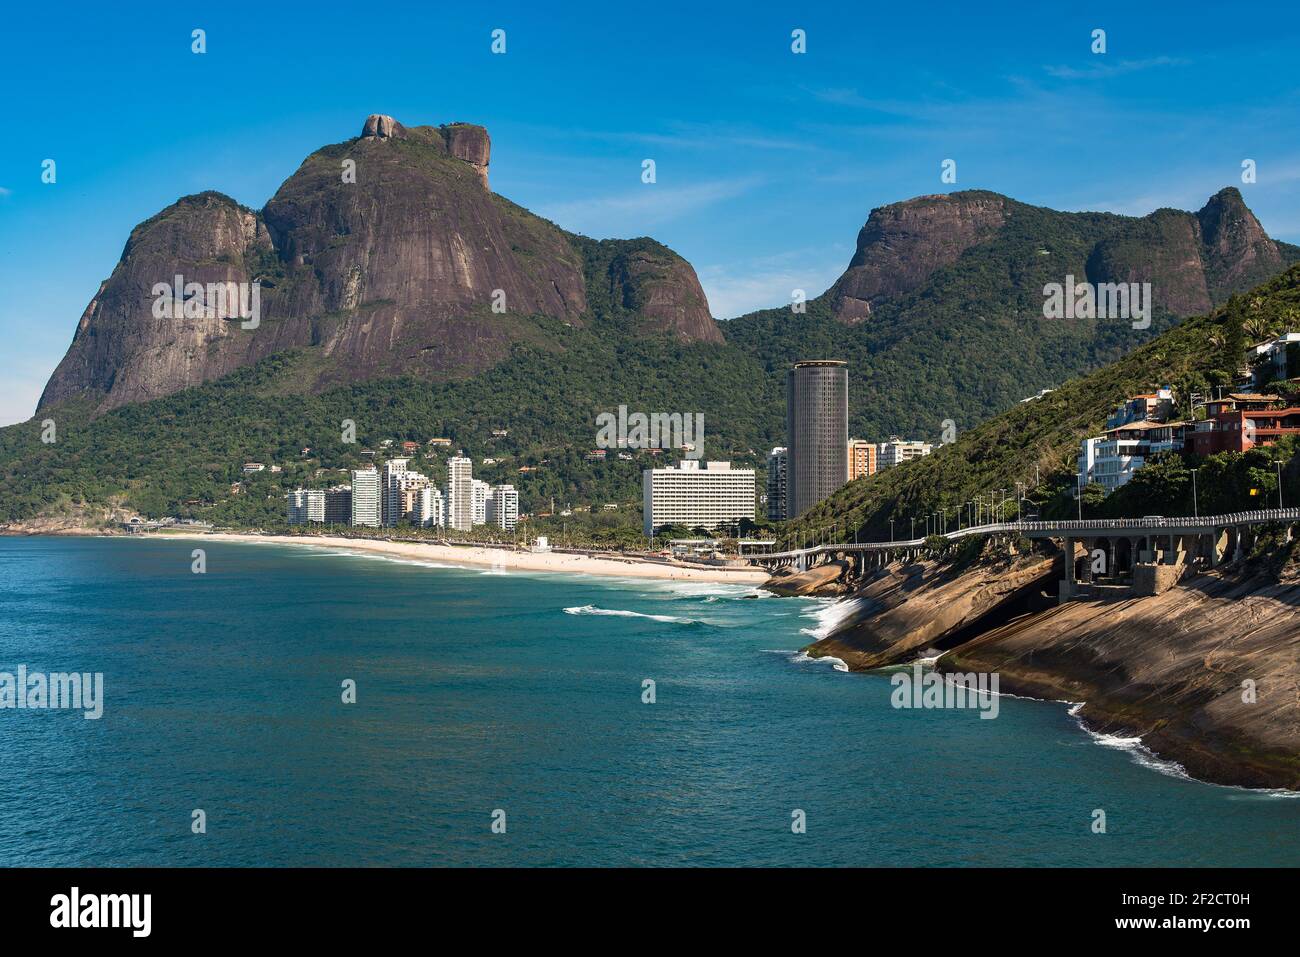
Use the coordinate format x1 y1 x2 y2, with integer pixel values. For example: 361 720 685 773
487 484 519 531
847 438 877 480
765 447 788 521
446 456 474 532
350 468 381 527
878 436 932 469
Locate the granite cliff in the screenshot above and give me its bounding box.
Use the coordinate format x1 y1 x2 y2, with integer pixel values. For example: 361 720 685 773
39 115 719 413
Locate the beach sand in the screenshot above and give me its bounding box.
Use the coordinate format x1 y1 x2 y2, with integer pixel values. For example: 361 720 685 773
154 531 771 584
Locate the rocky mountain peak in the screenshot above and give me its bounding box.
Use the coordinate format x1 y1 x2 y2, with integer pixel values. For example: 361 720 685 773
361 113 408 140
828 190 1008 322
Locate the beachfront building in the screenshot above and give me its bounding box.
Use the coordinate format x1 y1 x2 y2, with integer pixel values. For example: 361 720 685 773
877 437 932 470
786 360 849 518
350 468 381 527
445 455 474 532
416 486 445 528
642 460 756 537
487 484 519 531
286 489 324 524
847 438 877 480
324 486 351 524
381 458 409 526
472 479 490 527
765 447 788 521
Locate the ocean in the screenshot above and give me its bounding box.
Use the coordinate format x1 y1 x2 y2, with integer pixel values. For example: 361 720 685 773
0 536 1295 867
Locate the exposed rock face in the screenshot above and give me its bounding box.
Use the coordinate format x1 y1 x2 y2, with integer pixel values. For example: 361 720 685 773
441 123 491 189
805 554 1300 790
39 116 720 413
1197 186 1285 296
40 192 275 410
1085 188 1285 316
601 244 722 344
826 187 1291 324
828 192 1008 322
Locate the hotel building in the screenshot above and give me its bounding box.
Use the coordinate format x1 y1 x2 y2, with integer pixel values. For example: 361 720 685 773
642 460 756 537
786 360 848 518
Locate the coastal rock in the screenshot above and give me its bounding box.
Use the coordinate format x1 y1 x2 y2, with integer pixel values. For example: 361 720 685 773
806 551 1300 791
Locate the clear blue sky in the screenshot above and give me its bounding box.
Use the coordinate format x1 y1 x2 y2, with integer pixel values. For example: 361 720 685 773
4 1 1300 425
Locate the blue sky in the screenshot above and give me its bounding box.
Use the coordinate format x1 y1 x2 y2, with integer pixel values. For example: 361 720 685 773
3 1 1300 425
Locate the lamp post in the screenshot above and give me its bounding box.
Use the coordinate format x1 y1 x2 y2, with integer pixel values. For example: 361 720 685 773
1191 469 1199 518
1076 474 1083 521
889 519 895 542
1277 461 1284 509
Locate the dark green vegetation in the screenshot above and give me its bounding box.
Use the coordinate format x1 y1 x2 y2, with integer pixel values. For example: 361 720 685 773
785 264 1300 546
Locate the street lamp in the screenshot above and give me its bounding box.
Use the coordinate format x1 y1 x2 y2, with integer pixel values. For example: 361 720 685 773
889 519 895 542
1277 461 1284 509
1191 468 1199 518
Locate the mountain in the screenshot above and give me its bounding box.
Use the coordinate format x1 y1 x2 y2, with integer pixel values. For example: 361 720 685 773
824 188 1290 324
722 188 1300 444
38 114 719 413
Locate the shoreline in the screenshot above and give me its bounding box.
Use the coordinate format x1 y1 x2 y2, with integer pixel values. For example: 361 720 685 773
145 531 772 584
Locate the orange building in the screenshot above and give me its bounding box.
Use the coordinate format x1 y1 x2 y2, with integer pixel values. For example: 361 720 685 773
847 438 877 480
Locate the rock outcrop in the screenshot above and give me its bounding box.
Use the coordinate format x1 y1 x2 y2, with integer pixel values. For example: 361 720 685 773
805 553 1300 790
39 115 719 413
827 192 1007 323
826 187 1293 324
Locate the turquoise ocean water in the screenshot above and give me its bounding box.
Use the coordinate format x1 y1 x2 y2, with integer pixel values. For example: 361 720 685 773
0 536 1294 866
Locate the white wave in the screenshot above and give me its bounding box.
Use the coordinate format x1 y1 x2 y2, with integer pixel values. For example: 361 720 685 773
788 650 849 672
563 604 699 625
800 596 865 642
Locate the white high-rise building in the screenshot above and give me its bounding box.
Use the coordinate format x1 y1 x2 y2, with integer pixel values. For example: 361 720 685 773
642 460 756 537
445 455 474 532
487 484 519 531
472 479 489 526
417 486 445 527
350 468 381 527
287 489 326 524
381 458 410 526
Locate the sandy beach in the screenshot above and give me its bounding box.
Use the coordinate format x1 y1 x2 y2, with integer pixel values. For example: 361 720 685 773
153 531 772 584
